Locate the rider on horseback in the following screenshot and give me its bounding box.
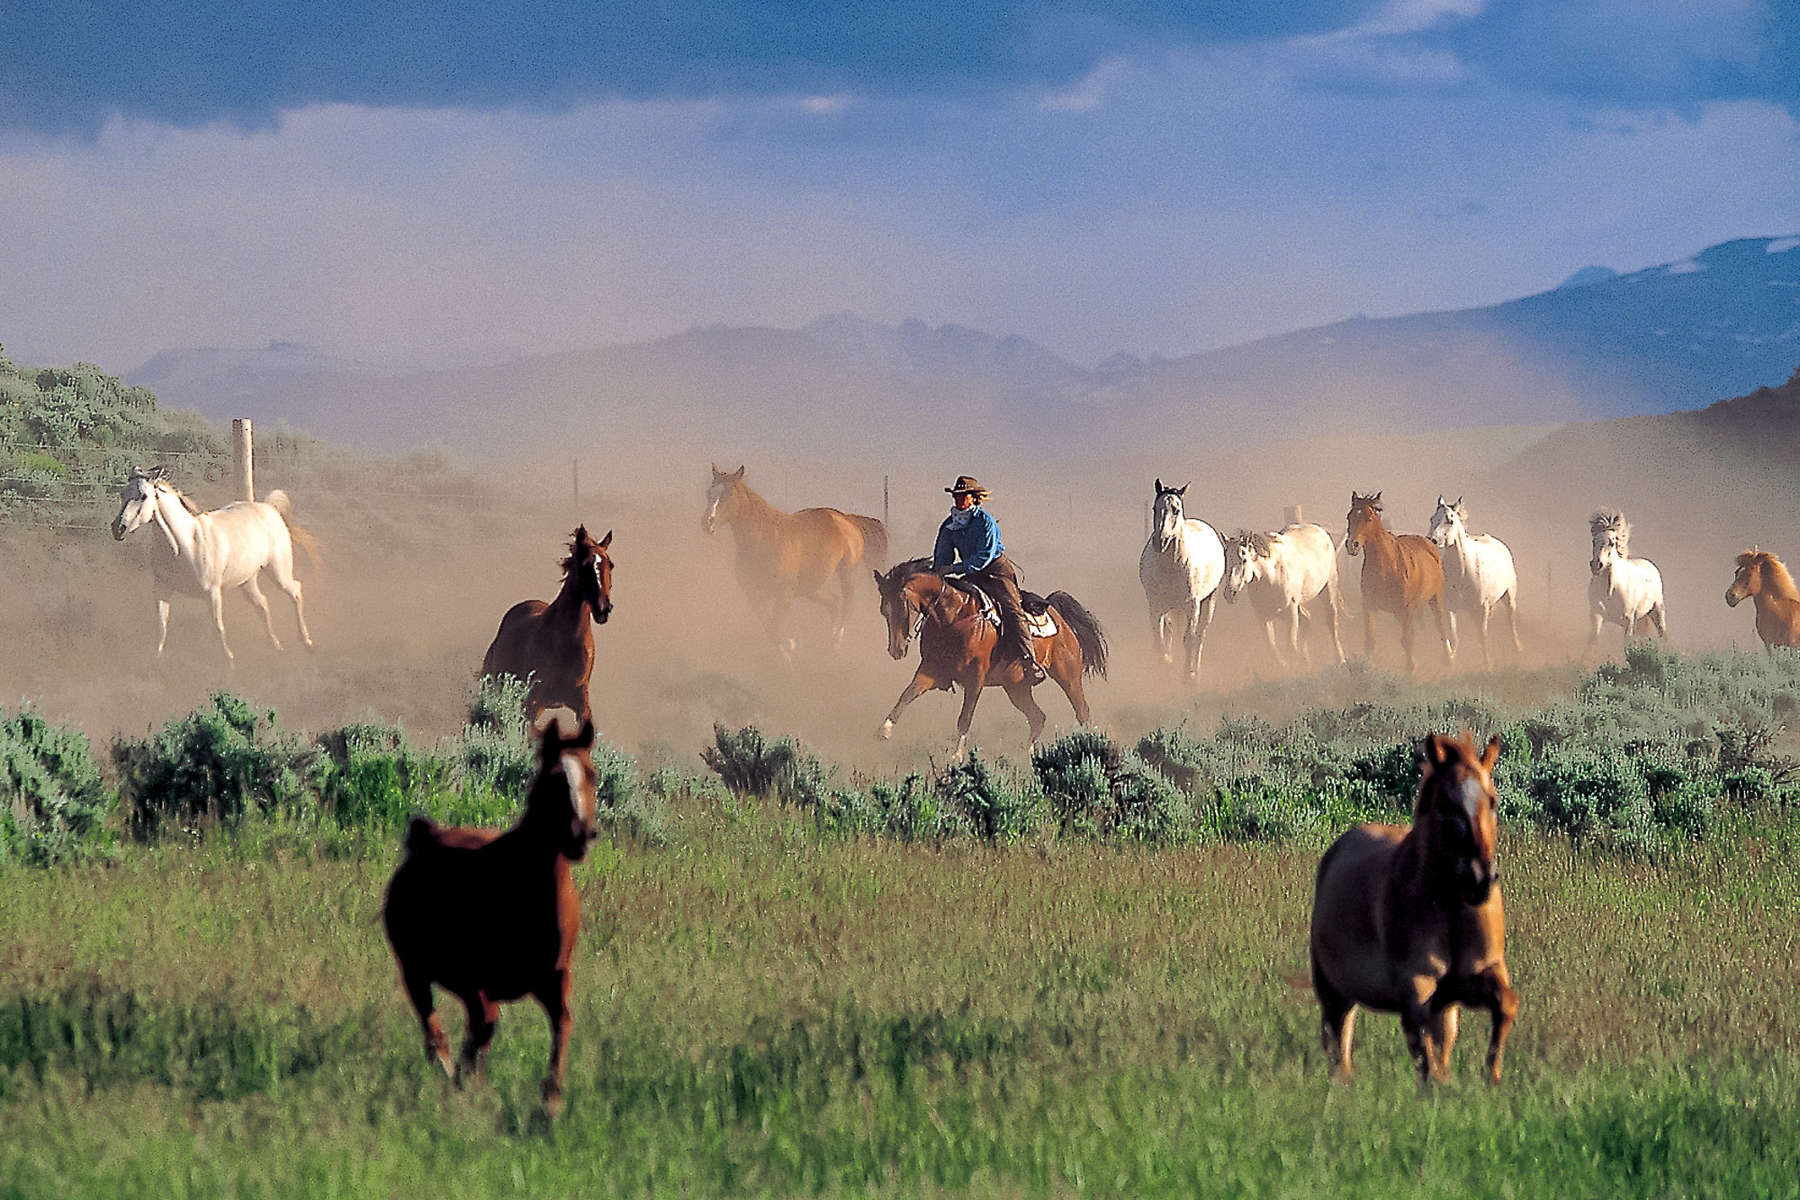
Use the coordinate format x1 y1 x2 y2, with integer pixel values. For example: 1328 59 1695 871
933 476 1046 683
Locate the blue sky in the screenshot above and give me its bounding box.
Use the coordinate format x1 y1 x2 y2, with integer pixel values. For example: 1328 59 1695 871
1 0 1796 370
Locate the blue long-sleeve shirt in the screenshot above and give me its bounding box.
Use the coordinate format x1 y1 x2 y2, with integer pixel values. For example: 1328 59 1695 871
933 507 1004 572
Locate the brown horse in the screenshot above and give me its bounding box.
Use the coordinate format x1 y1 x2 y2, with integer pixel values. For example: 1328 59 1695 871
874 558 1107 755
382 718 599 1118
1344 492 1451 675
1310 732 1520 1086
481 526 613 726
704 464 888 657
1726 549 1800 651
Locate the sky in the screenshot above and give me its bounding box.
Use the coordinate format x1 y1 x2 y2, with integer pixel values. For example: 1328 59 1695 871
0 0 1796 372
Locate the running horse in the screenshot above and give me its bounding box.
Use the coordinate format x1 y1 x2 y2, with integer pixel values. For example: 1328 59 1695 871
1310 731 1520 1085
1344 492 1451 675
109 466 317 663
1726 548 1800 651
704 464 888 658
383 718 599 1119
481 526 613 727
874 558 1107 756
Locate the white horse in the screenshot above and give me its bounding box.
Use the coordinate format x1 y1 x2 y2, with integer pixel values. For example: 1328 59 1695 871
1221 522 1346 670
1138 479 1225 681
1428 496 1523 670
111 467 316 662
1587 510 1666 653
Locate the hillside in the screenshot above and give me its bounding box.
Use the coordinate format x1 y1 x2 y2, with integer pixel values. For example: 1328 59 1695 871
124 235 1800 460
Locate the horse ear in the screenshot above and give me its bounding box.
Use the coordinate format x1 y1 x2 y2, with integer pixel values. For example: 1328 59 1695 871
1178 482 1190 496
1481 735 1501 771
1154 477 1163 494
1372 491 1382 504
872 569 883 588
1419 733 1450 770
599 529 612 549
733 465 746 480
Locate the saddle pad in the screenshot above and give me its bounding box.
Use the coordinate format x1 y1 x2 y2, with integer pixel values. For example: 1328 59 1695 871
964 582 1057 638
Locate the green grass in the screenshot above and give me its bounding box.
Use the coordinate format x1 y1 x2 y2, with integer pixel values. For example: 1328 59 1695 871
2 803 1797 1197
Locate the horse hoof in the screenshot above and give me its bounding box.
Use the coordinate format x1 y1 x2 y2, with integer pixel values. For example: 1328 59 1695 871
878 721 894 741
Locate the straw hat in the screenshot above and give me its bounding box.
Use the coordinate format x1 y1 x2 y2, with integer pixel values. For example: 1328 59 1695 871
944 475 990 498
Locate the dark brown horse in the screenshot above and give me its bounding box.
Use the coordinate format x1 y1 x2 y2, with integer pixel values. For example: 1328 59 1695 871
705 464 887 657
1310 731 1520 1085
1726 549 1800 651
874 558 1107 755
481 526 613 726
382 718 599 1118
1344 492 1451 675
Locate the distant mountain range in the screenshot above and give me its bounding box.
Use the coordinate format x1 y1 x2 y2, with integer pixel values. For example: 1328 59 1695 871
127 235 1800 458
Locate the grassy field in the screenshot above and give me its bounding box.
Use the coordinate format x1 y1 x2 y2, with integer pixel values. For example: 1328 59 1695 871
3 797 1798 1198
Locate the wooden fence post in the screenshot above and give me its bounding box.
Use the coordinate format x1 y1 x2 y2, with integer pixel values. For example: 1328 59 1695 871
572 459 580 515
232 419 254 502
883 475 889 529
1284 504 1303 526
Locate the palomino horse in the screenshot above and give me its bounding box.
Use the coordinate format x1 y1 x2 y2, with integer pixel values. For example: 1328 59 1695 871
1344 492 1451 675
704 464 888 657
1587 510 1666 654
482 526 614 727
110 466 316 663
1726 549 1800 651
875 558 1107 755
1310 732 1520 1085
1138 480 1225 681
1428 496 1523 670
383 718 599 1119
1221 522 1345 670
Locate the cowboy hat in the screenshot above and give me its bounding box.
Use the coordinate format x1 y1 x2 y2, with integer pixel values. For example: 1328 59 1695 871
944 475 990 497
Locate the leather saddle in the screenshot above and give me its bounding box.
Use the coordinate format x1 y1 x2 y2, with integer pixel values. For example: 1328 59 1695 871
944 575 1057 636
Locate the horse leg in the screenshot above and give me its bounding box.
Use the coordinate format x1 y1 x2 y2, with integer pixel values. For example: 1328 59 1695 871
535 970 573 1118
1363 608 1377 661
880 671 937 740
401 967 452 1080
154 594 173 657
1445 609 1460 661
951 676 983 760
1263 618 1287 672
1504 590 1523 654
1586 608 1605 656
1459 966 1521 1085
1185 593 1217 682
1399 609 1418 676
1478 604 1493 672
1430 595 1453 664
454 992 500 1087
1651 602 1669 639
240 576 284 651
1427 1002 1460 1081
1149 605 1173 665
833 566 856 650
208 587 235 664
1049 642 1092 726
1003 681 1048 748
1312 958 1357 1080
274 570 313 650
1287 605 1306 671
1326 582 1347 665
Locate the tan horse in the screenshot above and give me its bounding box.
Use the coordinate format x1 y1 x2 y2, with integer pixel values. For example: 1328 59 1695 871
704 464 887 656
1726 549 1800 651
1344 492 1451 675
1310 732 1519 1085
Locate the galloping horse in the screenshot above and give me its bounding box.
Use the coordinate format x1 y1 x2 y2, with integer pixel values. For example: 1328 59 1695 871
1221 522 1345 671
1138 479 1225 681
110 466 316 663
1310 732 1520 1085
704 464 888 657
1428 496 1523 670
1587 510 1666 654
1344 492 1451 675
1726 549 1800 651
481 526 613 728
383 718 599 1119
874 558 1107 755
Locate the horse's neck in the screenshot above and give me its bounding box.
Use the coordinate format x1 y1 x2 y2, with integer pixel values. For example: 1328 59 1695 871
726 485 788 547
919 578 975 630
546 571 593 624
153 490 206 561
1361 521 1403 566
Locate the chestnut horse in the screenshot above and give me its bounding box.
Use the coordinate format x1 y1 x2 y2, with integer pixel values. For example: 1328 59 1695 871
874 558 1107 756
382 718 599 1118
704 464 888 657
1310 732 1520 1085
481 526 613 727
1726 549 1800 651
1344 492 1451 675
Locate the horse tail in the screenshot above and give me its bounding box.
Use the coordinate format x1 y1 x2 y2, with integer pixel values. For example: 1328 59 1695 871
1047 591 1108 678
264 488 324 576
849 514 889 569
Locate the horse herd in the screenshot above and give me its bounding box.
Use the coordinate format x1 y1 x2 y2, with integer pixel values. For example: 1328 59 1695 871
104 464 1799 1113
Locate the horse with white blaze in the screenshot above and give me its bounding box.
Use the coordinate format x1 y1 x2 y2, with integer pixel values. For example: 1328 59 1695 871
1428 496 1523 670
1138 479 1225 682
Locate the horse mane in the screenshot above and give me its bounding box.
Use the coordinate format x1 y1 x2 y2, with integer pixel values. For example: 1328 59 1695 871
1738 549 1799 599
882 556 936 590
1350 492 1382 513
1589 509 1625 533
561 525 597 576
1231 529 1272 556
153 478 203 516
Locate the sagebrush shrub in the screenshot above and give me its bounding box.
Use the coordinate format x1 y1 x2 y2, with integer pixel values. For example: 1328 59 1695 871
0 707 115 866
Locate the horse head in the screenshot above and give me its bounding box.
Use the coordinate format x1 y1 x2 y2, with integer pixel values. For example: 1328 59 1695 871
1589 510 1628 575
111 466 169 540
1727 548 1766 608
1221 530 1265 601
1417 731 1502 906
1151 479 1190 550
874 558 934 660
567 525 614 624
703 464 746 534
1344 491 1382 557
1428 495 1466 548
527 717 600 860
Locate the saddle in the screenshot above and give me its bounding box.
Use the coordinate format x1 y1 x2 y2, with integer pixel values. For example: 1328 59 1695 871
945 576 1058 638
